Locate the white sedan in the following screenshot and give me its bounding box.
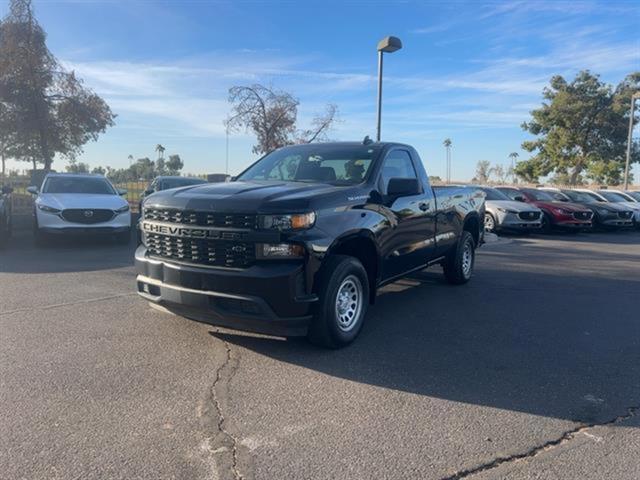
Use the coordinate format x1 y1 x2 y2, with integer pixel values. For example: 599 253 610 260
28 173 132 244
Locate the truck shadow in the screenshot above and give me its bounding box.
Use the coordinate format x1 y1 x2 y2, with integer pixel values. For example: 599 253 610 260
212 258 640 424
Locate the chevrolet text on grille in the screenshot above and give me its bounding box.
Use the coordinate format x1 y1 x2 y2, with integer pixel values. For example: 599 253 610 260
142 221 247 240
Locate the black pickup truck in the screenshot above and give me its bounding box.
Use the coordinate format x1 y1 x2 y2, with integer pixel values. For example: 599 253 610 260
136 141 485 347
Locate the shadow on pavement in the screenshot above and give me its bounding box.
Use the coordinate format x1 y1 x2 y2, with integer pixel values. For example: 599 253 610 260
0 229 137 274
212 234 640 425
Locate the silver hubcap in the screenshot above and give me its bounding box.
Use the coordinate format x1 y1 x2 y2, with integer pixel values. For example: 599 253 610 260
484 214 494 231
335 275 363 332
462 242 473 278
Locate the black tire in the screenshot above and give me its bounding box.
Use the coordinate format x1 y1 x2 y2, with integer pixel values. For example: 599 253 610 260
484 212 497 233
116 229 131 245
541 213 553 233
443 231 475 285
307 255 370 349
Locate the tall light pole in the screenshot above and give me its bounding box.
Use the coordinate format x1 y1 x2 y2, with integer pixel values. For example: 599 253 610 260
376 36 402 142
623 92 640 190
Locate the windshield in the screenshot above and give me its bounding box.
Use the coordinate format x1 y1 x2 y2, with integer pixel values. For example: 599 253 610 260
598 191 629 202
160 178 206 190
522 188 553 201
480 187 511 201
237 144 381 185
626 191 640 201
42 176 116 195
562 190 596 203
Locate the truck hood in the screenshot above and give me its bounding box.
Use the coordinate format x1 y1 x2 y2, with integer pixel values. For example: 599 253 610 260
36 193 128 210
485 200 539 212
144 180 356 213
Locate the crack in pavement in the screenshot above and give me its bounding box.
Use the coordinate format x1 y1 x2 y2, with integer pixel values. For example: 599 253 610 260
440 405 639 480
0 293 137 316
205 335 245 480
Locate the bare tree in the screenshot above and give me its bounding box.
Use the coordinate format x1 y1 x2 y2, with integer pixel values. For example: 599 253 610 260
296 104 338 144
227 84 338 155
490 164 508 184
472 160 491 184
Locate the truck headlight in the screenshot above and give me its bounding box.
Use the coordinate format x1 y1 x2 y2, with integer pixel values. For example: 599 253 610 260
115 204 130 214
258 243 305 258
37 204 61 214
259 212 316 230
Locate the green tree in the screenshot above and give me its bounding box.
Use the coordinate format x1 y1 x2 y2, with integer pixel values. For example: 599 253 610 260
520 70 639 185
65 158 89 173
0 0 115 171
166 154 183 174
92 166 106 175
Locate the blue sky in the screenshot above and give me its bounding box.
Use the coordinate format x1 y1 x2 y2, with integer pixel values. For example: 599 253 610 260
3 0 640 180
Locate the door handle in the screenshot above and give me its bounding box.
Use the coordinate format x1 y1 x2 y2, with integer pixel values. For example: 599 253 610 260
419 203 429 212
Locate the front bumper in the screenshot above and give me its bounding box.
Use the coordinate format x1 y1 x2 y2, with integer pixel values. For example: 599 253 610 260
135 246 316 337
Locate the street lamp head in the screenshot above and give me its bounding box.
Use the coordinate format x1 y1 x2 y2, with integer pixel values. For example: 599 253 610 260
377 36 402 53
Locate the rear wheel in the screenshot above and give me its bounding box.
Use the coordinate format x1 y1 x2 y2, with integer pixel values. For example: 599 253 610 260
443 231 475 285
307 255 369 349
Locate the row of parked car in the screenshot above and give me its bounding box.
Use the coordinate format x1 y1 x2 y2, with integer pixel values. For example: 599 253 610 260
475 185 640 233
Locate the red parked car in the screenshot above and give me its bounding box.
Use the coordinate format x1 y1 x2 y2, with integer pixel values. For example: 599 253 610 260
496 187 593 232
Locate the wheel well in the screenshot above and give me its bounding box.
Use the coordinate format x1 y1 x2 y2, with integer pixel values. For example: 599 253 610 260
329 236 378 303
463 214 480 246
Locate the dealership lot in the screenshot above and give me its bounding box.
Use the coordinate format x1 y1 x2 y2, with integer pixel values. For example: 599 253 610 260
1 231 639 480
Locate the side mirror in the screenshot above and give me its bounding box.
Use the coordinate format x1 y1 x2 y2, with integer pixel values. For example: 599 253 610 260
27 186 39 195
117 188 127 196
387 178 420 198
1 186 13 194
514 195 526 202
555 195 568 202
143 189 153 196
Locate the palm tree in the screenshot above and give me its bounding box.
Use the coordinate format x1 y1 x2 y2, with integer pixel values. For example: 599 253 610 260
127 154 134 167
508 152 519 183
155 144 165 160
443 138 452 183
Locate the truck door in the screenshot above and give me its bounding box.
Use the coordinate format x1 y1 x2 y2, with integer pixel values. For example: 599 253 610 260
377 149 437 281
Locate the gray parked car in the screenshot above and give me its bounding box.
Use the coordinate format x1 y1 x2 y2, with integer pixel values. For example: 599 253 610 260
476 186 542 233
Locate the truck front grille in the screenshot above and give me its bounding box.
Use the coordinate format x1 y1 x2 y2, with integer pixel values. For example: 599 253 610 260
144 208 256 229
61 209 115 224
145 233 255 268
518 211 541 221
572 211 593 221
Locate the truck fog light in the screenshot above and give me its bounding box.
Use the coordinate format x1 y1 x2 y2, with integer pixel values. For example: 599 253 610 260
260 243 304 258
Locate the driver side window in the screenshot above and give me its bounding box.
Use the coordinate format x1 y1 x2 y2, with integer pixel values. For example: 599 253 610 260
379 150 417 194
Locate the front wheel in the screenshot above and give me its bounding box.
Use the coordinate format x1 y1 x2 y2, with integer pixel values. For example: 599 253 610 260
443 231 475 285
484 212 497 233
308 255 370 349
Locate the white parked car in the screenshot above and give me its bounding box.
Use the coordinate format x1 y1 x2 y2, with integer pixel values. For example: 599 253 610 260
28 173 132 244
476 186 543 233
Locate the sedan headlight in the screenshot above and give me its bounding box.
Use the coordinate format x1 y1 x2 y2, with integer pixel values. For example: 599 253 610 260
37 204 61 214
115 204 130 214
497 207 517 213
259 212 316 230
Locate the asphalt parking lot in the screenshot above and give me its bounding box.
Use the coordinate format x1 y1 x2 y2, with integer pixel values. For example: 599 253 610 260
1 230 639 480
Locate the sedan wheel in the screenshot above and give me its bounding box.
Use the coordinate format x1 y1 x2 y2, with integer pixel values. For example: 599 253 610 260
484 213 496 233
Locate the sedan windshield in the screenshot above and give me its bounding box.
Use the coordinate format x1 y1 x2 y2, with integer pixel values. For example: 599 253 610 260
237 144 381 185
562 190 595 203
522 189 554 201
480 187 511 201
626 191 640 201
43 176 116 195
598 191 630 202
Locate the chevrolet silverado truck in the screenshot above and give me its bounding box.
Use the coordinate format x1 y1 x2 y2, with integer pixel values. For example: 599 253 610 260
135 141 485 348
